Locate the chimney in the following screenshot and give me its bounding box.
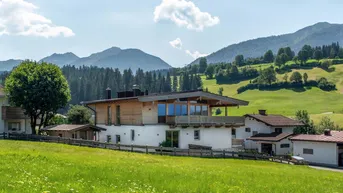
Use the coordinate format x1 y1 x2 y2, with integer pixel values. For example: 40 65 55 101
324 129 331 136
258 109 267 116
132 84 141 97
106 87 112 99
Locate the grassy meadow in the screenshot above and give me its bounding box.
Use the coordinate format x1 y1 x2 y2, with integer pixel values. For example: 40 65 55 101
203 63 343 125
0 140 343 193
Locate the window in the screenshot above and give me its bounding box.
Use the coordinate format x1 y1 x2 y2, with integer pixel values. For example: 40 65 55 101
106 135 112 143
175 104 181 116
194 130 200 140
131 130 135 141
195 106 201 115
275 128 282 133
181 105 188 116
107 106 112 125
8 122 20 132
158 104 166 116
245 127 251 132
280 144 290 148
168 104 175 116
190 105 196 115
303 148 313 155
72 134 77 139
201 105 208 116
232 129 236 135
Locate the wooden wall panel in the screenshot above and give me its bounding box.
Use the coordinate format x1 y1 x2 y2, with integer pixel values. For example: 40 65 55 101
142 102 158 124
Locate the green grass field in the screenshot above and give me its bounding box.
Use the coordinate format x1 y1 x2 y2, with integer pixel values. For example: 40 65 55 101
203 64 343 125
0 141 342 193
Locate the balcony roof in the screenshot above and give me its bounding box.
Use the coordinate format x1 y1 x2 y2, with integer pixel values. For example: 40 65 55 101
82 90 249 106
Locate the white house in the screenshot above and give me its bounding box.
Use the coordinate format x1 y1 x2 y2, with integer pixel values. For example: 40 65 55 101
235 110 304 155
290 130 343 167
82 88 249 150
0 87 31 134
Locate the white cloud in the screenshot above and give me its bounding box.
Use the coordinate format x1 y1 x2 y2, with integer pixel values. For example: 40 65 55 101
154 0 220 31
169 38 182 49
0 0 74 38
185 50 208 59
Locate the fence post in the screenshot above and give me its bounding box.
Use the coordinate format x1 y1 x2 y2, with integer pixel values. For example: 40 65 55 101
173 147 176 156
188 148 190 156
118 142 121 151
160 146 163 156
146 145 148 154
232 151 234 158
211 149 213 158
223 150 226 158
200 148 203 157
131 144 133 152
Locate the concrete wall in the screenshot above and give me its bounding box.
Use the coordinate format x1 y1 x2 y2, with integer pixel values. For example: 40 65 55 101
97 124 233 149
275 138 292 155
293 141 338 166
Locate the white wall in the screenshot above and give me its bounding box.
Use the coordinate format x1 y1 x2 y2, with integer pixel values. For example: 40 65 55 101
97 124 232 149
271 126 295 133
5 119 31 134
293 141 338 166
275 138 292 155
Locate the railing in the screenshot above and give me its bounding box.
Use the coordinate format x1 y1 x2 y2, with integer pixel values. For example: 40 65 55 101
0 133 307 165
174 116 245 126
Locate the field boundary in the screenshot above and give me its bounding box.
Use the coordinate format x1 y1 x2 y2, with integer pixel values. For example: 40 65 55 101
0 133 305 165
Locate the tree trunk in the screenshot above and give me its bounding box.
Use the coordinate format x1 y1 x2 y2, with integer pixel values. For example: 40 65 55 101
30 115 37 135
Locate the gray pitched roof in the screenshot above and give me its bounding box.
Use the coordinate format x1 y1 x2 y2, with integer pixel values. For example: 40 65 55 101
245 114 304 127
41 124 106 132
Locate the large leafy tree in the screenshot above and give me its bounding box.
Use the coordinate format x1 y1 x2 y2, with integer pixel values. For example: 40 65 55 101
263 50 274 63
289 71 302 83
294 110 315 134
198 58 208 73
5 61 71 134
67 105 92 124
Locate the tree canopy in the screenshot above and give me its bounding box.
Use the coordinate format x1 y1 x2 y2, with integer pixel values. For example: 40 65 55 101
67 105 92 124
5 61 71 134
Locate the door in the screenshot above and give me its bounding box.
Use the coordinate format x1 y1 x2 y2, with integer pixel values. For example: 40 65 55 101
166 130 179 148
261 143 273 155
116 105 121 125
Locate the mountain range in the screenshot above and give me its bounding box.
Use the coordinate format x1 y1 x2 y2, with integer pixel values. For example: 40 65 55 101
192 22 343 64
0 47 171 72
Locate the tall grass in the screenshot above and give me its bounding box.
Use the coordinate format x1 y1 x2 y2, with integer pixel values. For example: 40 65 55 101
0 141 342 193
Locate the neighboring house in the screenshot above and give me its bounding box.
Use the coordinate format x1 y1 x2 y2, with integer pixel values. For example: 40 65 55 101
0 87 31 134
290 130 343 167
41 124 106 141
82 88 249 149
236 110 304 155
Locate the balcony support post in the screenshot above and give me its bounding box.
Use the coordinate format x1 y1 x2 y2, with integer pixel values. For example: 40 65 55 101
225 106 228 116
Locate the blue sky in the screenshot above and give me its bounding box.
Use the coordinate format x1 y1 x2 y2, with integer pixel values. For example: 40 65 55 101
1 0 343 67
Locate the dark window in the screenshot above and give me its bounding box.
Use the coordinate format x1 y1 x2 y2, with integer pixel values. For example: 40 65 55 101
168 104 175 116
232 129 236 135
275 128 282 133
245 127 251 132
194 130 200 140
131 130 135 141
106 135 112 143
303 148 313 155
280 144 290 148
201 105 208 116
58 134 62 137
116 135 121 144
107 106 112 125
72 134 76 139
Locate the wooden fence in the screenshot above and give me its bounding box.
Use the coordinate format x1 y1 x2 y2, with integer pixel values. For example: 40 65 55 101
0 133 305 165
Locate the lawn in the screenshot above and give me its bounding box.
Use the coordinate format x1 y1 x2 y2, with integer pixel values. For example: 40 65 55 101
0 141 342 193
203 64 343 125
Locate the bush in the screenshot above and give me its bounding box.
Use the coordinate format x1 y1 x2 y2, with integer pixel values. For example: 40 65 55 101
159 140 172 147
215 108 222 115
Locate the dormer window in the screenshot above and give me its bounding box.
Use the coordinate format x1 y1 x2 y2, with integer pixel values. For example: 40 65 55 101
275 128 282 133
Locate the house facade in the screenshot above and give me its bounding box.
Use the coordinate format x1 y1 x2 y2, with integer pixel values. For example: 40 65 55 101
235 110 304 155
0 88 31 134
82 88 249 149
290 130 343 167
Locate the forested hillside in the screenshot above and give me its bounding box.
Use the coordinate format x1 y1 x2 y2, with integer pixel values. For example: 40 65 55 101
192 22 343 64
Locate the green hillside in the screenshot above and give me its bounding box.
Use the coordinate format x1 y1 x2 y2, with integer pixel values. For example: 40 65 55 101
203 64 343 125
1 141 342 193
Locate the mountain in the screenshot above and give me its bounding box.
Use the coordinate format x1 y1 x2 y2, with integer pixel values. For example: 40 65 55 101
0 47 171 72
39 52 80 66
0 59 23 71
192 22 343 64
71 47 171 72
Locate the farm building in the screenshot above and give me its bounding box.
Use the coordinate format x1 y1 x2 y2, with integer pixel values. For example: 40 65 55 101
290 130 343 167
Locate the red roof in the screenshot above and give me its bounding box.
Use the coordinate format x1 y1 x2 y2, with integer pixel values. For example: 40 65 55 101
247 132 293 142
290 131 343 143
245 114 304 127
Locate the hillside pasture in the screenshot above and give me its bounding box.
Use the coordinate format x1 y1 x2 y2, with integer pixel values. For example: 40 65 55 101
0 140 342 193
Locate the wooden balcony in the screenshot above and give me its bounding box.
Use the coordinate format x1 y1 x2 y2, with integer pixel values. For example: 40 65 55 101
2 106 28 120
169 116 245 127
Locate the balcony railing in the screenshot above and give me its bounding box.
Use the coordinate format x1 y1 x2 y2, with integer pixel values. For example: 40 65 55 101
172 116 245 126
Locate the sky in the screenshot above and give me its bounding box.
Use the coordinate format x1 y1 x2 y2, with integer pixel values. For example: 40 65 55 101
1 0 343 67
